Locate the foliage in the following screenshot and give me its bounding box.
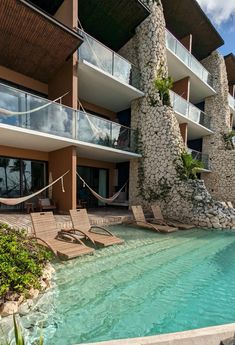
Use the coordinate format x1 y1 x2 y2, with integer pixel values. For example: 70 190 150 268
97 134 117 148
154 76 173 106
0 315 44 345
223 130 235 150
0 223 52 299
176 151 204 180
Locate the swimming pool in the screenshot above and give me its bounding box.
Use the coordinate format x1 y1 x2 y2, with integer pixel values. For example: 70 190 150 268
25 226 235 345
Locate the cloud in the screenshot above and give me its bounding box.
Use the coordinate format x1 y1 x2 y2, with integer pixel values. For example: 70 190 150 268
196 0 235 25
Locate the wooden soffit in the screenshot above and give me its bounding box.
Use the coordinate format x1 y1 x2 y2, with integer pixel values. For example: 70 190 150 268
0 0 83 83
162 0 224 60
78 0 150 51
225 54 235 86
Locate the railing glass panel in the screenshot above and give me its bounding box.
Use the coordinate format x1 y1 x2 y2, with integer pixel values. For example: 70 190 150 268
188 148 210 171
170 90 211 130
0 83 137 153
166 30 214 88
78 29 141 89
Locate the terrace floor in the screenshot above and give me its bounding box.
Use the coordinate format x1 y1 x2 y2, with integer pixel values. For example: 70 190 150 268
0 207 132 233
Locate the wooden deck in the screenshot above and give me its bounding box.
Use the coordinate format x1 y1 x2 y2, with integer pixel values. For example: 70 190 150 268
0 208 131 233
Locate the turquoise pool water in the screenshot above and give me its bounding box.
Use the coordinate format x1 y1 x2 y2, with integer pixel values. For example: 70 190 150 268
27 226 235 345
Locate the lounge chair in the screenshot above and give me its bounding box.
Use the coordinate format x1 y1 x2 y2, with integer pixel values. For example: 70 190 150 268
151 205 195 230
130 206 178 233
30 212 94 260
69 209 124 247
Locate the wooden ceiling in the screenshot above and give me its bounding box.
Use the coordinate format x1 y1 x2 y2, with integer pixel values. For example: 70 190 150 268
225 54 235 86
0 0 83 83
78 0 150 51
162 0 224 60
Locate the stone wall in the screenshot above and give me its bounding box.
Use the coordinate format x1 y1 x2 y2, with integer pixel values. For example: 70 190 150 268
201 52 235 205
119 0 235 229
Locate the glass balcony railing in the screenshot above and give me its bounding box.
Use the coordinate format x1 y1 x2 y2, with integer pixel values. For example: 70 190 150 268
188 148 210 171
0 83 138 153
228 94 235 110
166 29 214 88
78 29 141 90
170 90 211 130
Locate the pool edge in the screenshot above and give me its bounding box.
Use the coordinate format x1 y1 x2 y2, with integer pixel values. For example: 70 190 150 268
77 323 235 345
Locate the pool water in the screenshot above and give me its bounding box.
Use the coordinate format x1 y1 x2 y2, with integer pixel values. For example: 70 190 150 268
27 226 235 345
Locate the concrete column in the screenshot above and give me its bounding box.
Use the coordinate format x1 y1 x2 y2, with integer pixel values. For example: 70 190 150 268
49 146 77 212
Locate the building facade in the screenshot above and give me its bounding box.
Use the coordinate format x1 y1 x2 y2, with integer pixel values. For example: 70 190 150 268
0 0 234 227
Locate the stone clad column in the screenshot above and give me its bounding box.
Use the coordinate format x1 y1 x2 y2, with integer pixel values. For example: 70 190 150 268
202 52 235 205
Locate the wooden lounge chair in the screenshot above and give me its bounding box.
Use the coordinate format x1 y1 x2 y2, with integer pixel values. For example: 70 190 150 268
151 205 195 230
30 212 94 260
69 209 124 247
131 206 178 233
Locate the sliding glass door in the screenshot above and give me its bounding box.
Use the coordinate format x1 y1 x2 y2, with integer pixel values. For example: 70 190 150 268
77 166 108 208
0 156 47 210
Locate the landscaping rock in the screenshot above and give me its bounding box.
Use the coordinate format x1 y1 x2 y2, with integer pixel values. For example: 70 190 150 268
0 301 18 317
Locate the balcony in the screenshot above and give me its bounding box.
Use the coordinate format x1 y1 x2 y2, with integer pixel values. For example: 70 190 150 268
188 148 211 171
170 90 213 139
0 83 139 162
77 29 144 112
166 30 216 103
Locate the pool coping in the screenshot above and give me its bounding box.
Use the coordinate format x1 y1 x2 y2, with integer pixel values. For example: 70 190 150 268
77 323 235 345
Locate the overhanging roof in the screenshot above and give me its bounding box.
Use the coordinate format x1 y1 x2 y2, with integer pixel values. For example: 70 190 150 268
162 0 224 60
78 0 150 51
225 54 235 86
0 0 83 83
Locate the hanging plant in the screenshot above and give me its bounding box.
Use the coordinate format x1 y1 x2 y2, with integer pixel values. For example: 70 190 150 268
154 76 173 106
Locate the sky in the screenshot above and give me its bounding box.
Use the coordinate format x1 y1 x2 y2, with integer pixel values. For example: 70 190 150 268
196 0 235 56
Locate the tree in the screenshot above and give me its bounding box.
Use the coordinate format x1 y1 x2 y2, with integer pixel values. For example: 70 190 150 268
0 158 10 193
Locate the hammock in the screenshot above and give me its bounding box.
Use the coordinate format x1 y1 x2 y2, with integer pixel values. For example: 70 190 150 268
0 91 69 117
0 171 69 206
77 172 128 204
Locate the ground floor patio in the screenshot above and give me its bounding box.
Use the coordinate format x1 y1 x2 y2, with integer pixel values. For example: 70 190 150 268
0 207 131 233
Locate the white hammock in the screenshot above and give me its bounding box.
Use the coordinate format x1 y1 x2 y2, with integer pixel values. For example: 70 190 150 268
77 172 128 204
0 91 69 117
0 171 69 206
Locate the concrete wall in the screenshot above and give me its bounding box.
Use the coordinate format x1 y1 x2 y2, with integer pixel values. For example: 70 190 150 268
0 145 48 161
0 65 48 95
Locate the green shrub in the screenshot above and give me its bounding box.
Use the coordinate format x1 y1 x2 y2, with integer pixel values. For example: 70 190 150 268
0 223 52 299
154 76 173 106
176 151 204 180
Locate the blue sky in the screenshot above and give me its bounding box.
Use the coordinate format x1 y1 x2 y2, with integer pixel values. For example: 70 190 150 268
196 0 235 56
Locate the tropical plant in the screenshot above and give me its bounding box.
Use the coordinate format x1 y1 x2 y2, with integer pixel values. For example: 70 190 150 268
223 130 235 150
154 76 173 106
0 223 52 299
0 315 44 345
0 158 10 192
177 151 204 180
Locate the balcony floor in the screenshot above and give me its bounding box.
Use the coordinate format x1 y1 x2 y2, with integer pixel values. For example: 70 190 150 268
0 124 141 163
